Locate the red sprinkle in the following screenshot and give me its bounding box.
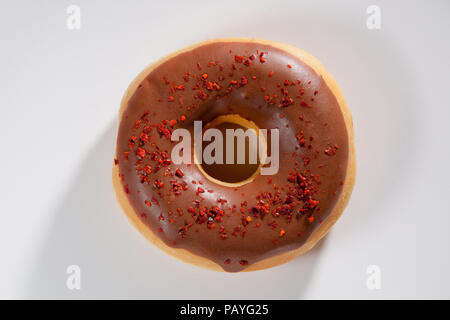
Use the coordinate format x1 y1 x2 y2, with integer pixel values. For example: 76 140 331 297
136 148 146 158
175 168 184 177
239 260 248 266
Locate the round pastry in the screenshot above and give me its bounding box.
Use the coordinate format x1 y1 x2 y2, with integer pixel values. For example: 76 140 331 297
113 38 356 272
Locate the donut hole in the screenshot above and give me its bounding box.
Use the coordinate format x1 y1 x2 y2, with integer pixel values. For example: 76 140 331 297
195 114 266 187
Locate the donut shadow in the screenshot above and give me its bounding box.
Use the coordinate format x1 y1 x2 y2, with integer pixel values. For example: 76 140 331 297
27 121 324 299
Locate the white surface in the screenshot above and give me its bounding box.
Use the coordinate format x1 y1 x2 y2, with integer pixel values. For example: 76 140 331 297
1 0 449 299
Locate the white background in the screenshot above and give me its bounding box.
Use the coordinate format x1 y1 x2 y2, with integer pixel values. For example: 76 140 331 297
1 0 449 299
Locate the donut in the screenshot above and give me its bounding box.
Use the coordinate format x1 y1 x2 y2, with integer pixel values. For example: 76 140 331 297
113 38 356 272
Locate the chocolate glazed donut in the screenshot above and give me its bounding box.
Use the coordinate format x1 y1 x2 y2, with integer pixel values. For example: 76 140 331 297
113 39 356 272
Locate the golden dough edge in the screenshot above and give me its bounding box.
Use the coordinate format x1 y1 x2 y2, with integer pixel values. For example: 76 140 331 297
112 38 356 272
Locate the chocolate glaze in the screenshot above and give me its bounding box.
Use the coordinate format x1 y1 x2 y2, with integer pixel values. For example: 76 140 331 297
116 41 349 272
